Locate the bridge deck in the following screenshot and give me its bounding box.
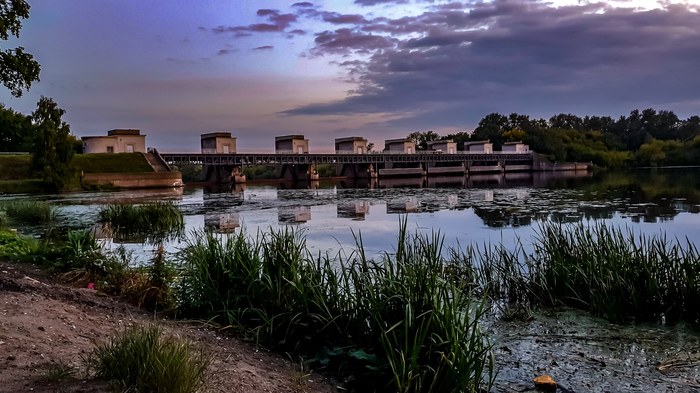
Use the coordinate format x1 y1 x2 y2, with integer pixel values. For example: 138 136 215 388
161 152 533 166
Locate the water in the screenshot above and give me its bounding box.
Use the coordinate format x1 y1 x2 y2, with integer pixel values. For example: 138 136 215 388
5 169 700 260
4 168 699 263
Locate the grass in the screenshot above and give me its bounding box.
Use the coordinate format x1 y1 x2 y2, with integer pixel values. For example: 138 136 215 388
71 153 154 174
0 179 46 194
530 223 700 324
98 202 184 243
176 222 495 392
0 154 32 180
85 324 210 393
1 200 54 223
43 360 77 383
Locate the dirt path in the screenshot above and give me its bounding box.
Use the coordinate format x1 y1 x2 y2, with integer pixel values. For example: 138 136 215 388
0 260 339 393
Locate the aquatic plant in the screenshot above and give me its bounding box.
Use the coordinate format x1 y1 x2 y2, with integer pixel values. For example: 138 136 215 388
177 222 495 392
85 324 210 393
1 200 54 223
530 222 700 324
98 202 184 243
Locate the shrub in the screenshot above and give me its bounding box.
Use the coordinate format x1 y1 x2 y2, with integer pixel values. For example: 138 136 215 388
85 324 210 393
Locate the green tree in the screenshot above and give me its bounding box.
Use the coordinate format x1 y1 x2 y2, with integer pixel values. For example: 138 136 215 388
0 103 32 150
31 96 74 190
0 0 40 97
407 130 440 150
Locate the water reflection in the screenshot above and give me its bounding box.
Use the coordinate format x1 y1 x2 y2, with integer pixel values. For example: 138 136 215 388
337 201 370 220
5 168 700 262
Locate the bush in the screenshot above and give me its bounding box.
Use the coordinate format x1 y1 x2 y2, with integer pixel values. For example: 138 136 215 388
85 324 210 393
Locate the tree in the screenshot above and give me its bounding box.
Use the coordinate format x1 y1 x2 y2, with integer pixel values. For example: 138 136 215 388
0 102 33 150
407 130 440 150
0 0 40 97
32 96 73 190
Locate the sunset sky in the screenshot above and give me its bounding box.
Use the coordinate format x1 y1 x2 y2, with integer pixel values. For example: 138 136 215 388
1 0 699 152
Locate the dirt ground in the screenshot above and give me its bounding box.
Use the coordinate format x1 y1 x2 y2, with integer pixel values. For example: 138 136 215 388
0 260 340 393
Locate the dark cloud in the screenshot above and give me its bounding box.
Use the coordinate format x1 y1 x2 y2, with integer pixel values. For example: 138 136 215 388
321 12 369 24
212 9 297 36
284 1 700 127
217 48 237 56
354 0 409 6
292 2 314 7
313 28 397 55
252 45 274 51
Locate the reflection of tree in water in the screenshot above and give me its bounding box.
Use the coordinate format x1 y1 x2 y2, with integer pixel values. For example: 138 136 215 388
469 168 700 227
472 207 533 228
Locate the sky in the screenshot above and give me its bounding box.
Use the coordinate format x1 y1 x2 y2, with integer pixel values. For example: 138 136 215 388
1 0 700 153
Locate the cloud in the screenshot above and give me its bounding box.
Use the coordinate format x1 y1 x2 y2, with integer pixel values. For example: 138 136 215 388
284 1 700 127
252 45 274 51
211 9 297 36
312 28 397 55
354 0 409 6
217 48 237 56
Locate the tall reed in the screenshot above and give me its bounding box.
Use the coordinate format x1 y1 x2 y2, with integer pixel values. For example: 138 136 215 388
176 222 494 392
531 223 700 324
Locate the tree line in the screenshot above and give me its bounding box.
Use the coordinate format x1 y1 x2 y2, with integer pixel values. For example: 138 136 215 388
1 1 75 190
408 109 700 168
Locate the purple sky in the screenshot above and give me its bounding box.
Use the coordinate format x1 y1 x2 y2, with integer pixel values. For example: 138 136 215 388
2 0 700 152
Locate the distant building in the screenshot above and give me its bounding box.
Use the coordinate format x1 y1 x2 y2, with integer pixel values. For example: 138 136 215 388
384 138 416 154
82 129 146 154
427 139 457 154
275 135 309 154
464 140 493 154
201 132 236 154
335 136 368 154
502 141 529 153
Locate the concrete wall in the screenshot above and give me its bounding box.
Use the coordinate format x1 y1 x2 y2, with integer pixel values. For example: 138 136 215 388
202 136 236 153
83 135 146 154
82 172 183 189
466 143 493 154
275 138 309 153
428 141 457 153
502 143 529 153
385 141 416 154
336 140 367 154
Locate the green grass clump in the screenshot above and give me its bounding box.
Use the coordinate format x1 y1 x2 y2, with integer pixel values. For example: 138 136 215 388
177 222 494 392
531 223 700 324
71 153 154 174
86 325 209 393
99 202 184 243
2 200 54 224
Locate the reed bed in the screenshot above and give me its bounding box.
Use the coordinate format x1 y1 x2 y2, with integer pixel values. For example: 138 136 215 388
530 223 700 324
177 223 494 393
444 222 700 325
1 200 54 223
98 202 184 243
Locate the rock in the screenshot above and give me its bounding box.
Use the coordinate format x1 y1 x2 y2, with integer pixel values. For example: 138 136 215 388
533 374 557 391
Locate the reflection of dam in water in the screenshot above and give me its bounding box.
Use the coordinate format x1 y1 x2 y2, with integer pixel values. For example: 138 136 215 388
337 201 370 220
279 206 311 223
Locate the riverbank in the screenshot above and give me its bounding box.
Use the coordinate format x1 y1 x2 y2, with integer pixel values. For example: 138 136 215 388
0 259 339 393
